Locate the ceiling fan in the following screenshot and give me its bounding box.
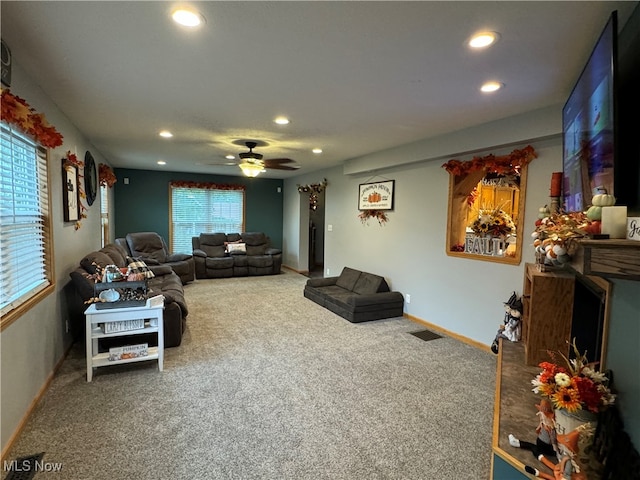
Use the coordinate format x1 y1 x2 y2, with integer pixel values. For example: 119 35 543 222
220 141 300 177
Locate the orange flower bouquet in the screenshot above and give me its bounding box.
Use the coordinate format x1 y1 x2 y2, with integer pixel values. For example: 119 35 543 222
531 340 615 414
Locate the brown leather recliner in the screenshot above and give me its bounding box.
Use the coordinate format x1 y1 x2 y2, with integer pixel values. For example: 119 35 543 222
116 232 195 284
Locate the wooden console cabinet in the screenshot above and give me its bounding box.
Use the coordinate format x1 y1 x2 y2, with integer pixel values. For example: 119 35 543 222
521 263 574 366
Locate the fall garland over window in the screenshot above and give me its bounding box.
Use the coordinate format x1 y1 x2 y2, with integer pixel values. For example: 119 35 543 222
63 151 87 230
1 88 63 148
99 163 117 188
169 180 246 191
442 145 537 176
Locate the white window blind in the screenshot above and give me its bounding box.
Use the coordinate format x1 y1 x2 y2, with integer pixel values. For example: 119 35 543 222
0 123 51 317
100 184 109 247
170 185 244 254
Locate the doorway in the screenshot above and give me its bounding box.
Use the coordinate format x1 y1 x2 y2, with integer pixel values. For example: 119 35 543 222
308 189 325 277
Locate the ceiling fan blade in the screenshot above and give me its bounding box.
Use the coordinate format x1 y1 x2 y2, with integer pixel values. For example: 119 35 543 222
266 164 300 170
263 157 295 165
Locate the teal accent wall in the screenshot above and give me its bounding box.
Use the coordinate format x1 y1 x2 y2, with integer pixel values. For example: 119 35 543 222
113 168 284 250
606 279 640 447
492 455 529 480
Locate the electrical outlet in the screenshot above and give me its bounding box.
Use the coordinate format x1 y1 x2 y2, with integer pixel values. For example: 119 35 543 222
65 319 70 333
406 294 411 304
327 224 333 231
326 268 330 276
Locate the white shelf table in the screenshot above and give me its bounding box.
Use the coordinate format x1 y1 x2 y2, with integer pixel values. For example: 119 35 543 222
84 297 164 382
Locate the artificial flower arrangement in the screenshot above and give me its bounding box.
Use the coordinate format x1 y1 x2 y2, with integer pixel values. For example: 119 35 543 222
99 163 118 188
469 207 515 237
531 340 615 414
358 210 389 226
531 211 594 266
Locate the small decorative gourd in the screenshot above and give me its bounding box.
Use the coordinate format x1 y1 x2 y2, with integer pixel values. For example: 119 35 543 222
586 191 615 220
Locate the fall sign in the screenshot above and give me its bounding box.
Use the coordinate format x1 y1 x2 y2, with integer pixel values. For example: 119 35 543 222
358 180 394 210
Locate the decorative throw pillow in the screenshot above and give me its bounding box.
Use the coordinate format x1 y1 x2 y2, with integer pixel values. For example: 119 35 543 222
227 242 246 254
126 256 155 279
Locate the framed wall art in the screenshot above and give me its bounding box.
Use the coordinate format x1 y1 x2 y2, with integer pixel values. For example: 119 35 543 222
63 161 80 222
358 180 394 210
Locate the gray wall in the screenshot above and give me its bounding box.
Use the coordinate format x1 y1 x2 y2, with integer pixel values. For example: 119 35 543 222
1 62 109 451
283 109 640 448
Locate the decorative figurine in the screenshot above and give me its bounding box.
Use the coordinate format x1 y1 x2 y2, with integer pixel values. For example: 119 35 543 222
491 291 523 354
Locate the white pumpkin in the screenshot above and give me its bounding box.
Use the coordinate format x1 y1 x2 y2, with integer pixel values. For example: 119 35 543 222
592 194 616 207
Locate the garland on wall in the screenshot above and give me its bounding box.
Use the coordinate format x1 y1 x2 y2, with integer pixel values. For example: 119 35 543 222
297 178 328 210
1 88 64 148
169 180 246 191
99 163 117 187
63 151 88 230
441 145 537 177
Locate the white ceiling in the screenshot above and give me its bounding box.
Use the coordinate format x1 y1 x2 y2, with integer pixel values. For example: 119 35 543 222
2 1 637 179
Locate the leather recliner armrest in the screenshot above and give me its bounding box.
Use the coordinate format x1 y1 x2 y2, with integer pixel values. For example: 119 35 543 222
192 249 207 258
265 247 282 255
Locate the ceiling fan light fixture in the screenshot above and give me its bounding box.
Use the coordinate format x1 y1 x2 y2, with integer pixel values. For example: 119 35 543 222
239 162 264 177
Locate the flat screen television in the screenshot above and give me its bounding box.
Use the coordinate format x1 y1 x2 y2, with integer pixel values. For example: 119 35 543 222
562 12 618 213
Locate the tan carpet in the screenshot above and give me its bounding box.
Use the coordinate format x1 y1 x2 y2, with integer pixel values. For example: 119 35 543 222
4 270 496 479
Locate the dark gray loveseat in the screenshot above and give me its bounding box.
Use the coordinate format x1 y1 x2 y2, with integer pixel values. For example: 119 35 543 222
304 267 404 322
192 232 282 279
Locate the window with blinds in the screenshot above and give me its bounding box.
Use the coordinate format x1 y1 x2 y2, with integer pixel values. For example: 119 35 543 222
1 123 53 327
100 184 109 247
170 185 245 254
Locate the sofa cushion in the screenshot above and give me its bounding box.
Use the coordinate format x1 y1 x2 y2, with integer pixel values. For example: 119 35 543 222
242 232 267 256
126 232 168 263
227 242 246 254
247 255 273 268
199 233 227 258
205 256 234 269
100 244 128 267
335 267 361 291
126 256 156 279
80 251 114 274
353 272 388 295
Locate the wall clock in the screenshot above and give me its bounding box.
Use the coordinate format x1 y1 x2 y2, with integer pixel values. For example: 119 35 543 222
84 151 97 206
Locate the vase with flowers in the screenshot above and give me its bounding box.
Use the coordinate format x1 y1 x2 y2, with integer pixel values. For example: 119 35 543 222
531 339 615 437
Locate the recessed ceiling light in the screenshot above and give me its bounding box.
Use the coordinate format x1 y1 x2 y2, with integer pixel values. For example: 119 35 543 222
469 32 500 49
312 148 323 154
172 8 205 27
159 130 173 138
157 160 167 165
274 117 290 125
480 81 504 93
225 155 235 160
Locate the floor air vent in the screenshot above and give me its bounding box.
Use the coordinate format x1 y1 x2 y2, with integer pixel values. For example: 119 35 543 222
4 453 45 480
410 329 442 342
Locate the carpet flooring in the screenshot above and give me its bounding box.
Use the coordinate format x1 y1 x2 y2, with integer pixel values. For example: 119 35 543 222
3 270 496 479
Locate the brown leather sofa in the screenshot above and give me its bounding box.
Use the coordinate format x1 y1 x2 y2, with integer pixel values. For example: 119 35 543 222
192 232 282 279
116 232 195 284
69 243 189 348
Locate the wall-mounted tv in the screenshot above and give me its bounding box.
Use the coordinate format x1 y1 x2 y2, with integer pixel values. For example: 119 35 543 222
562 12 618 213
